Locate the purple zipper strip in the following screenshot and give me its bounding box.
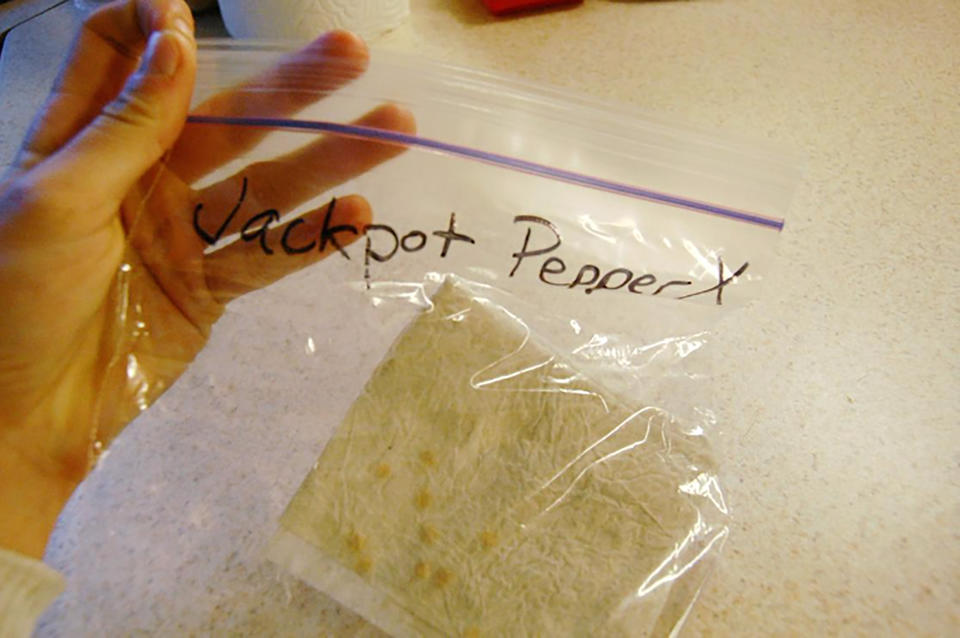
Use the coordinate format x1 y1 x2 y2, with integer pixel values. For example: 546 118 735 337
186 115 785 231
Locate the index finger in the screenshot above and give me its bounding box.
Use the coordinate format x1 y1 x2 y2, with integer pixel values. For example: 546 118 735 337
13 0 192 173
166 30 369 183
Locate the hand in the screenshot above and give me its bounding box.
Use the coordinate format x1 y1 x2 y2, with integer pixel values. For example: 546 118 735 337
0 0 414 558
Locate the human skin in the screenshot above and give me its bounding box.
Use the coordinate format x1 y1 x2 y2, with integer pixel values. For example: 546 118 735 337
0 0 413 559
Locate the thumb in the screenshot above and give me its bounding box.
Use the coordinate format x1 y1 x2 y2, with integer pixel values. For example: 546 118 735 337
35 24 196 208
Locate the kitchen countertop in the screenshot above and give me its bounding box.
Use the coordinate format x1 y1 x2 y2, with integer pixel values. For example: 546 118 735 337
0 0 62 35
1 1 957 636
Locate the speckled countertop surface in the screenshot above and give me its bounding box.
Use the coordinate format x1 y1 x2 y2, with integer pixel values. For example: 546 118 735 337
1 1 957 636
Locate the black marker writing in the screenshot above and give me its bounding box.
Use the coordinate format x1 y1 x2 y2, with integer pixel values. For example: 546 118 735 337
589 268 633 295
652 280 692 295
361 213 476 289
628 274 657 293
364 224 400 264
510 214 746 304
510 215 562 277
678 258 748 305
401 230 427 252
362 223 399 288
432 213 476 258
189 179 750 305
240 209 280 255
568 264 600 290
539 257 568 286
318 198 359 260
193 177 247 245
281 218 316 254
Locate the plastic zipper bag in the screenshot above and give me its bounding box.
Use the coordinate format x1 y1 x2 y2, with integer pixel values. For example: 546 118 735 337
78 39 799 636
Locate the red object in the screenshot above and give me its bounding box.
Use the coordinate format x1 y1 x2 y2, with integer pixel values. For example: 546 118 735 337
482 0 582 16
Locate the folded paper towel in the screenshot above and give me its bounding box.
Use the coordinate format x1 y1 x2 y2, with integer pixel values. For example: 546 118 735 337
218 0 409 40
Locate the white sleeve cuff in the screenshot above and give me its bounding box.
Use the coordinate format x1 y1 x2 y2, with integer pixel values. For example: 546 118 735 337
0 547 64 638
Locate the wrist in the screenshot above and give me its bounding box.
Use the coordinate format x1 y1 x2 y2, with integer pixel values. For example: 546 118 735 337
0 442 78 559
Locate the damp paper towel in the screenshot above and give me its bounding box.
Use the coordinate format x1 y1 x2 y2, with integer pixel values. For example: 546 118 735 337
219 0 409 41
268 281 720 637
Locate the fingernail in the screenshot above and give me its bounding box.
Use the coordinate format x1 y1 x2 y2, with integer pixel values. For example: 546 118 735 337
173 17 194 43
143 30 181 77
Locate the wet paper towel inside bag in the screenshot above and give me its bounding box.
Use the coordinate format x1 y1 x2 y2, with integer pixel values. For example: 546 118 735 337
268 278 728 637
111 41 798 635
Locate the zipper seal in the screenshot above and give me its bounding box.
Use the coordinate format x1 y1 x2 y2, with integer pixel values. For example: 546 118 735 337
187 115 786 231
